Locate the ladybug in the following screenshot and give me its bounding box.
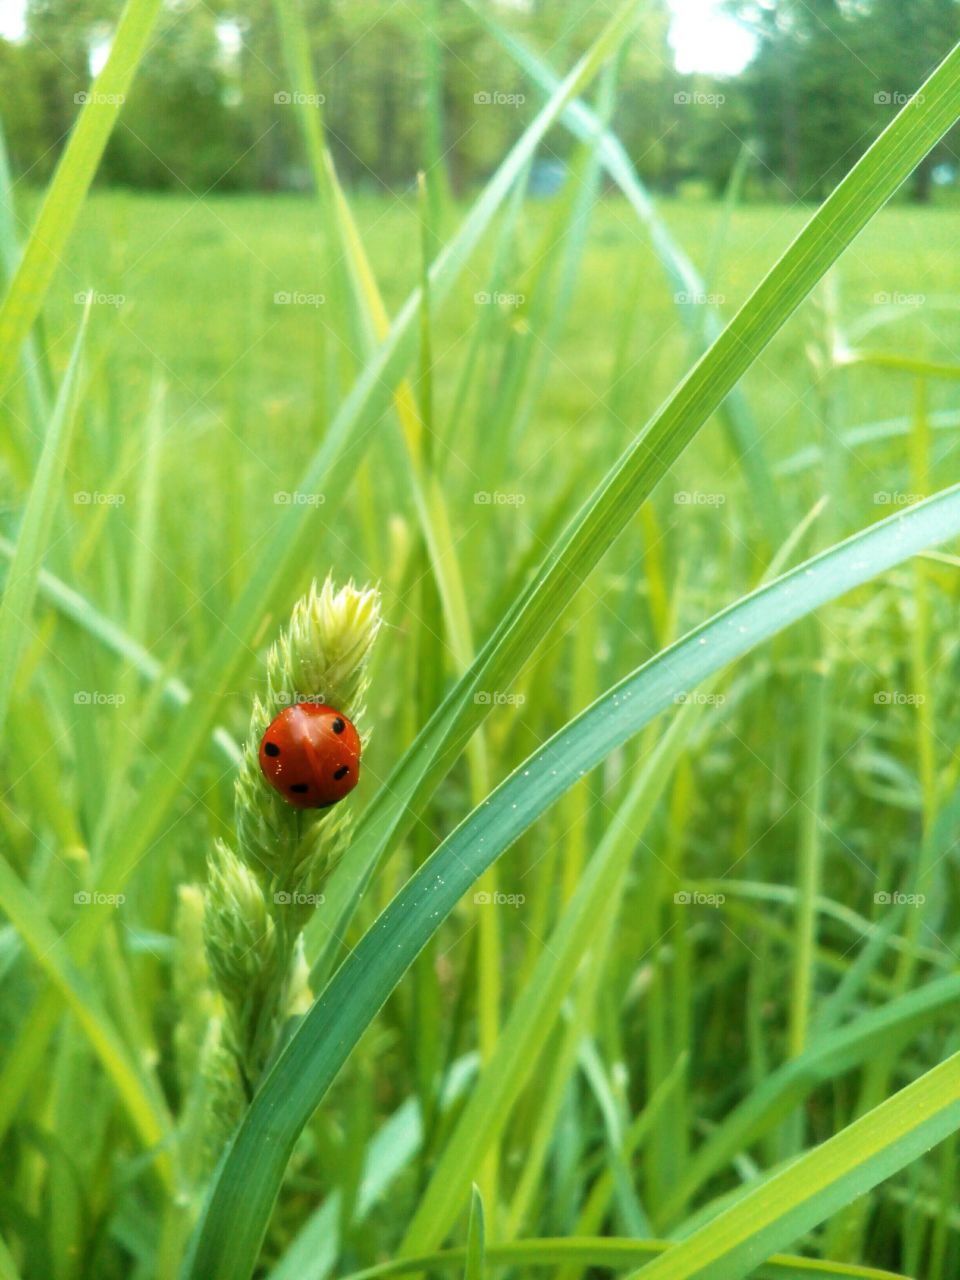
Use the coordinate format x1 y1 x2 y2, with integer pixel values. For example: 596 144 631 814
258 703 361 809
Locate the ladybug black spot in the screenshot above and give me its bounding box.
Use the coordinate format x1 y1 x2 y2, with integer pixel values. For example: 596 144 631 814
332 718 345 734
333 764 349 780
264 741 280 757
290 783 309 794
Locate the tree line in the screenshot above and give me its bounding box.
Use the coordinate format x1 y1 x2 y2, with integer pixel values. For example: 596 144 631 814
1 0 957 200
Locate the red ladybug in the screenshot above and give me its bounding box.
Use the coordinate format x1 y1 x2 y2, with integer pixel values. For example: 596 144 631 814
258 703 361 809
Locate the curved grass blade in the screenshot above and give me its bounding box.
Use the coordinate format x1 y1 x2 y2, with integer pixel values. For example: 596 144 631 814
307 38 960 987
0 0 650 1158
463 0 786 545
659 970 960 1225
0 0 642 1154
186 485 960 1280
0 306 88 732
464 1187 485 1280
398 711 694 1253
77 0 641 917
0 0 163 398
0 857 175 1189
632 1052 960 1280
337 1237 905 1280
0 536 239 763
268 1055 478 1280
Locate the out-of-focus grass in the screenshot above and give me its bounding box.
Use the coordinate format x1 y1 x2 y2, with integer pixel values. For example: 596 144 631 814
4 109 960 1280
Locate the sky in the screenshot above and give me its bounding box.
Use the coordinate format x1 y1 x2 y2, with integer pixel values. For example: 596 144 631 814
668 0 757 75
0 0 758 76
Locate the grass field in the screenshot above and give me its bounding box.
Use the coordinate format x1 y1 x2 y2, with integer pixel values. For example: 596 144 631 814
4 23 960 1280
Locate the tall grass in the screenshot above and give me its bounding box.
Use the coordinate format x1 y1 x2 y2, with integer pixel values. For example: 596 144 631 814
1 5 960 1280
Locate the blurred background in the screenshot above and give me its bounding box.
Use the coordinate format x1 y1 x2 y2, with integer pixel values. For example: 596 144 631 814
2 0 958 201
3 3 960 1278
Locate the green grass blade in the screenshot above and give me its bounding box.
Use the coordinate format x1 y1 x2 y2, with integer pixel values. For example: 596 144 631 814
399 711 693 1253
0 0 163 398
0 536 239 764
632 1053 960 1280
464 1187 485 1280
336 1238 906 1280
186 485 960 1279
0 306 88 731
464 0 786 545
268 1056 478 1280
660 972 960 1226
0 1232 21 1280
72 0 640 917
308 40 960 985
0 857 174 1189
0 0 640 1155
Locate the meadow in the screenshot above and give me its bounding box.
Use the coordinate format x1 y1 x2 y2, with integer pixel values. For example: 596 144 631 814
3 8 960 1280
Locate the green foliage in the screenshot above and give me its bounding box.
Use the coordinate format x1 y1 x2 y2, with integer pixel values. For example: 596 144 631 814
1 5 960 1280
4 0 957 198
